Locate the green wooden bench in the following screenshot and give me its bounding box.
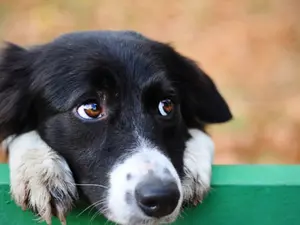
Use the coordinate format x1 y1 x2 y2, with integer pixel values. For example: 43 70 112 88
0 164 299 225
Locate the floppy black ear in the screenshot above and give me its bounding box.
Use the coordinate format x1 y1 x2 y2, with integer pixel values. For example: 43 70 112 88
160 45 232 127
0 43 34 138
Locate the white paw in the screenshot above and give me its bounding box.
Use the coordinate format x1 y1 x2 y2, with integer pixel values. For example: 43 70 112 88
4 131 78 224
182 129 214 206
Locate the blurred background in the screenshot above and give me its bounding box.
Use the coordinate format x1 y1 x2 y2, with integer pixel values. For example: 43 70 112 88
0 0 299 164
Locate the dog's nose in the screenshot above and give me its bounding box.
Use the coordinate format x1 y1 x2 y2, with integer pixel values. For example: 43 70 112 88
134 177 180 218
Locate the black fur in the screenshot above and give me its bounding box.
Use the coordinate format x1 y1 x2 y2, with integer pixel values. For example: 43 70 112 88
0 30 232 209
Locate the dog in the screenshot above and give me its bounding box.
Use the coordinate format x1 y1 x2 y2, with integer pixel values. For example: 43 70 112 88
0 30 232 225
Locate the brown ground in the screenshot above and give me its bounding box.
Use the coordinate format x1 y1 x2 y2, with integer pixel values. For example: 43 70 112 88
0 0 299 164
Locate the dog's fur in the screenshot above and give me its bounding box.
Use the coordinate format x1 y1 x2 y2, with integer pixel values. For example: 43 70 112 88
0 30 232 225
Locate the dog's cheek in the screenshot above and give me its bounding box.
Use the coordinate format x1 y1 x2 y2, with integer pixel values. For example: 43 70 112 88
38 113 97 154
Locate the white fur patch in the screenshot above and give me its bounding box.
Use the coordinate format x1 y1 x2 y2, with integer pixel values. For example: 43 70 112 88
181 129 214 204
3 131 78 224
107 138 183 225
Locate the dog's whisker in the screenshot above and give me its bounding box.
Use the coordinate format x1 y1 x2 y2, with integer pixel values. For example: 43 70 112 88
74 183 108 189
98 205 109 214
180 209 188 218
104 218 114 225
90 212 97 223
76 204 95 218
76 200 102 218
88 200 105 215
90 209 104 223
85 201 107 217
94 199 106 207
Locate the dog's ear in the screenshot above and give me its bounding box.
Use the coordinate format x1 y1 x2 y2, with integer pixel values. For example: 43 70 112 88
0 43 34 138
160 45 232 127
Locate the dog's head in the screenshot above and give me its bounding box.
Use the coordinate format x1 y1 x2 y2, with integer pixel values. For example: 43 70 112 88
0 31 232 224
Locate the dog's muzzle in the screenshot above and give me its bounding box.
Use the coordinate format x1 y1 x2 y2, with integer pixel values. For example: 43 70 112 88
106 145 183 225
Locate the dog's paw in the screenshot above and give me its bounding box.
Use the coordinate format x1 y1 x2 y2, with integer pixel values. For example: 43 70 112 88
182 129 214 206
3 131 78 224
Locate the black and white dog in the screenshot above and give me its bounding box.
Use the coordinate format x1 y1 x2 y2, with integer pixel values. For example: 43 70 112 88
0 30 232 225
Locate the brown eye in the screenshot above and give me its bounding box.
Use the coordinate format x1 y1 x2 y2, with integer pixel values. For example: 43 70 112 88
158 99 174 116
77 102 105 119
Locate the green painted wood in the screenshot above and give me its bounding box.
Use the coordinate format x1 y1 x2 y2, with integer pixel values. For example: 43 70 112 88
0 164 300 225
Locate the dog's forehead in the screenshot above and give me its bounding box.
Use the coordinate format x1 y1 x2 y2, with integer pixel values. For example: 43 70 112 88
47 30 154 58
34 31 165 80
31 31 172 110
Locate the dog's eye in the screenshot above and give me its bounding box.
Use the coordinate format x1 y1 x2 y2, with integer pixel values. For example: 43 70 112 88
158 99 174 116
77 102 105 120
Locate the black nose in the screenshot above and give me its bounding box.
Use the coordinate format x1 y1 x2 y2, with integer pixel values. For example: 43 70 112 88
134 177 180 218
